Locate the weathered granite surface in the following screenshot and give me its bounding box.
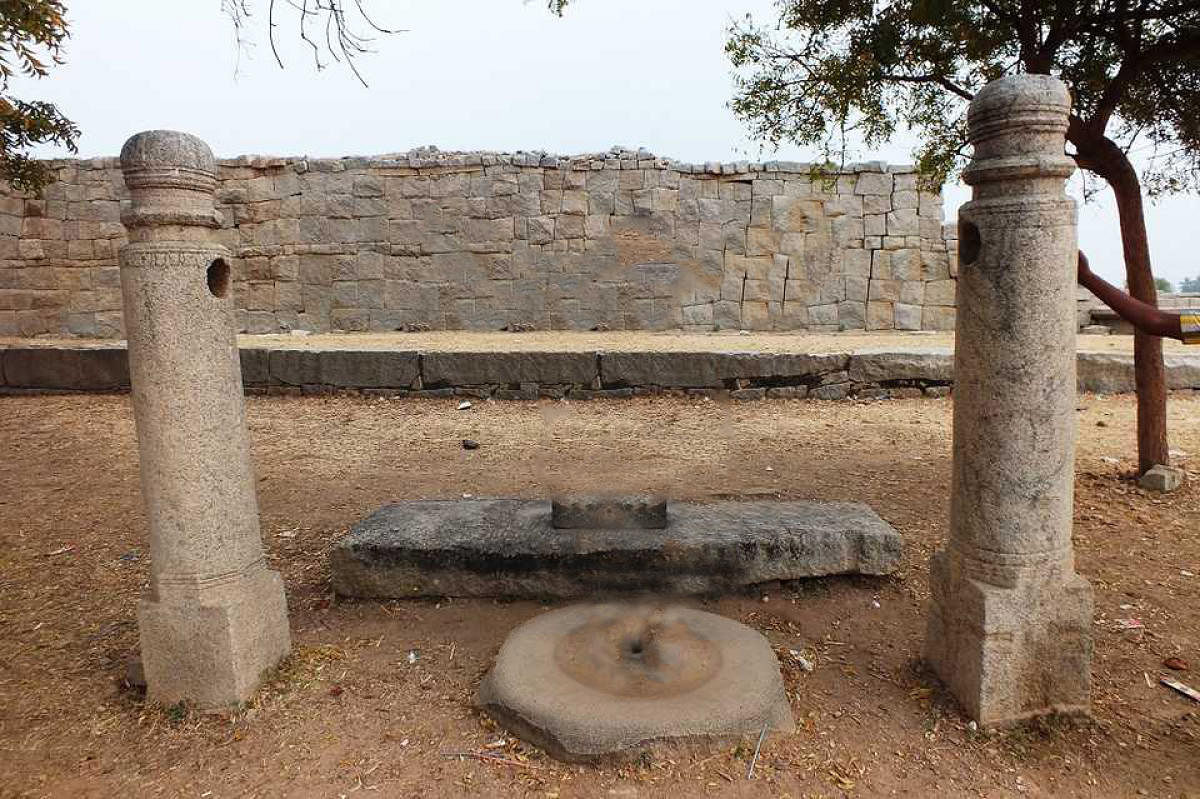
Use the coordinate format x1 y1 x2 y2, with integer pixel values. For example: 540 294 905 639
118 130 290 708
0 148 955 338
331 498 902 598
476 604 794 762
551 495 668 529
924 75 1093 727
3 342 1198 397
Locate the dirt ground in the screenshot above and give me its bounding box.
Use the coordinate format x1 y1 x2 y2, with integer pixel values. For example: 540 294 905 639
1 392 1198 798
4 327 1191 354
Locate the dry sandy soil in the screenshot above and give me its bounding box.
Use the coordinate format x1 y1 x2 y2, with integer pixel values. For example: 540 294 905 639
1 391 1198 798
5 327 1195 354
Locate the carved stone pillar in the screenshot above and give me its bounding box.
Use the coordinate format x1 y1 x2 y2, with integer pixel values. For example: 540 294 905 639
924 76 1093 725
118 130 290 707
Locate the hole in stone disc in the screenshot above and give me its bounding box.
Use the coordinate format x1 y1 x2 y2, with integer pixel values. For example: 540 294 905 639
206 258 230 298
959 220 981 266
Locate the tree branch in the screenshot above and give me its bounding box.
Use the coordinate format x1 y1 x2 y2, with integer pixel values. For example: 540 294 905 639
878 72 975 101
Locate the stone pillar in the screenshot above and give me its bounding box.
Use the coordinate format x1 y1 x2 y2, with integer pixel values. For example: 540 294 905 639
924 76 1093 726
119 130 290 708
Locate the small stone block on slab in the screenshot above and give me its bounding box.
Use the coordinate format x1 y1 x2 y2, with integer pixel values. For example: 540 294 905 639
551 494 667 529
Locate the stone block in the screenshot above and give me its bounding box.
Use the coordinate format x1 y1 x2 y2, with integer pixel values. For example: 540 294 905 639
599 351 848 388
924 278 957 306
239 348 271 386
848 349 953 383
845 276 869 302
267 348 420 388
864 214 886 237
1138 465 1185 492
866 301 894 330
843 248 871 277
890 249 922 280
892 190 919 210
808 302 838 325
422 351 597 387
899 280 925 305
2 346 129 390
894 302 923 330
837 300 866 329
809 383 848 400
551 495 667 529
923 305 957 331
746 227 778 256
854 172 893 196
771 197 822 233
886 209 919 236
868 279 900 302
332 499 902 599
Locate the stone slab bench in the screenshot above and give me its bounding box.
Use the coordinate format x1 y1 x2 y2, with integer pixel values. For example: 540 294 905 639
330 499 903 599
2 343 1198 397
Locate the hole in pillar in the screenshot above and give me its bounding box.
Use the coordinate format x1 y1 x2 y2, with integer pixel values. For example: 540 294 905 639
206 258 230 298
959 220 981 266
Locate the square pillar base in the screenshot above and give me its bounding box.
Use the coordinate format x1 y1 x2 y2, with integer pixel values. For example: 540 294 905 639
924 550 1093 727
138 568 291 708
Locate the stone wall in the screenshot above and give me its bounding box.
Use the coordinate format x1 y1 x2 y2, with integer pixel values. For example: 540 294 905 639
0 147 956 338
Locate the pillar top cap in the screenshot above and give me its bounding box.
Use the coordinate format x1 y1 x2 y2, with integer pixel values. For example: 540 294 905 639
120 130 216 176
968 74 1071 141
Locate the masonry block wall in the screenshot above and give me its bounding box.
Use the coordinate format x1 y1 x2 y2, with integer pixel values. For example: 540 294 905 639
0 147 956 338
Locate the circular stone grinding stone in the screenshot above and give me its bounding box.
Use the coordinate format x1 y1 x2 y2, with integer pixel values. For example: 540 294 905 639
475 603 795 762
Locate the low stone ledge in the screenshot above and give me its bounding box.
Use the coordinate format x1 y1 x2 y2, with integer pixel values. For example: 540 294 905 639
1 346 129 390
4 344 1200 398
421 351 598 387
265 348 420 389
599 351 850 389
847 349 954 384
1077 352 1200 394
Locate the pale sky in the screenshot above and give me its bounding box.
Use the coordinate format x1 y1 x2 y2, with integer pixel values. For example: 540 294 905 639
15 0 1200 288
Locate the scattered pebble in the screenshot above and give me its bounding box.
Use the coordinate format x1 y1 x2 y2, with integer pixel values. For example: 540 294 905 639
462 439 479 450
788 650 815 672
1164 657 1189 671
457 400 472 410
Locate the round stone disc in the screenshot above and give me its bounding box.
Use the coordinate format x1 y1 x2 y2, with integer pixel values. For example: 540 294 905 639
475 603 795 762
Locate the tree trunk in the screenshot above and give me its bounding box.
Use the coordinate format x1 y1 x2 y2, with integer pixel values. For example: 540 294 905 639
1072 130 1170 474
